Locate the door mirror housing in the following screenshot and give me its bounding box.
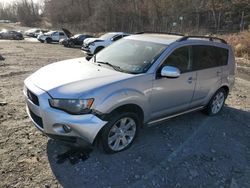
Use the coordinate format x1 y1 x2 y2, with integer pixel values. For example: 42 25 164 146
161 66 181 78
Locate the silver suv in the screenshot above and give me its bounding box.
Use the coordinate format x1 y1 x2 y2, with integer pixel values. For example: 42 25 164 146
24 33 235 153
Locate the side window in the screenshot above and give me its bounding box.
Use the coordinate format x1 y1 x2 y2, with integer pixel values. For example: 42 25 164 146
59 32 65 36
218 47 229 66
162 46 190 73
52 32 58 36
112 35 123 41
192 45 228 70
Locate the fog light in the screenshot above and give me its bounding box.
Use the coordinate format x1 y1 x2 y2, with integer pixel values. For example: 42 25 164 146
53 123 72 134
62 125 71 133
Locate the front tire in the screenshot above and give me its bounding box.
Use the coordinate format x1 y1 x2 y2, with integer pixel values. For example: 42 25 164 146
45 38 52 43
204 88 226 116
68 41 74 48
101 112 139 153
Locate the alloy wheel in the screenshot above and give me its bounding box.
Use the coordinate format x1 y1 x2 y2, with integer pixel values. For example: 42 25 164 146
107 117 136 151
211 91 225 114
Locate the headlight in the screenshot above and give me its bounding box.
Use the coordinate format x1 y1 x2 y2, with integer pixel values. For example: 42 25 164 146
49 98 94 115
89 42 95 46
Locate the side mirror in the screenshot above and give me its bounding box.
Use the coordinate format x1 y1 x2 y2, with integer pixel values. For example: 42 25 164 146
161 66 181 78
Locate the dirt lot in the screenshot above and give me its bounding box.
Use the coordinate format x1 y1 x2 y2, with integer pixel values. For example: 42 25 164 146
0 39 250 188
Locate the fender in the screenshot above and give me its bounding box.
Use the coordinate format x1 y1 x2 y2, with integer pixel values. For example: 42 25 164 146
95 88 150 121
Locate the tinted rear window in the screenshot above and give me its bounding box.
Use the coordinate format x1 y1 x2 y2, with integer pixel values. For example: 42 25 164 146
193 45 228 70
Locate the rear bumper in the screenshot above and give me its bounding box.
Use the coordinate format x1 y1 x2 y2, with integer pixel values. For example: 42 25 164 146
24 79 107 145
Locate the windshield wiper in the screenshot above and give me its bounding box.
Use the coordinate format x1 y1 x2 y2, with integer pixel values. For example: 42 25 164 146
96 61 124 72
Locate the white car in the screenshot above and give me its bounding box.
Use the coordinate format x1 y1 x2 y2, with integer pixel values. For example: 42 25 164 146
37 29 72 43
81 32 130 55
25 28 49 38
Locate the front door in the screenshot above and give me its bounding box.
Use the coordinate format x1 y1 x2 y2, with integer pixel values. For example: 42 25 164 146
150 46 196 120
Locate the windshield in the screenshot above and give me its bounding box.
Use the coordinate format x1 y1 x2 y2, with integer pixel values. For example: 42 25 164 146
99 33 117 40
45 31 55 35
95 39 167 74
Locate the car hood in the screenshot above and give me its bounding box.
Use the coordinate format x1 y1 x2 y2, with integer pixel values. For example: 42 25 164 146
27 58 133 98
84 37 104 45
62 28 73 38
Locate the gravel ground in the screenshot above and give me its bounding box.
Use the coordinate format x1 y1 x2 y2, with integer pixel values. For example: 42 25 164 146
0 39 250 188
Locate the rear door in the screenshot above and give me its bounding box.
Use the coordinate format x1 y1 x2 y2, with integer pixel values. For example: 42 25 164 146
51 32 59 41
190 45 223 107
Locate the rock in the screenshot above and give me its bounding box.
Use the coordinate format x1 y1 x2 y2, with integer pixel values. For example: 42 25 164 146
0 149 7 155
152 180 156 186
175 183 181 188
0 54 5 61
0 101 7 106
229 178 239 188
208 171 217 177
135 174 140 179
189 169 199 178
135 156 142 163
210 149 216 153
18 156 39 164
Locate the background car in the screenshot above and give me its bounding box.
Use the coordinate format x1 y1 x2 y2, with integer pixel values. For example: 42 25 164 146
81 32 130 55
0 30 24 40
37 28 72 43
25 28 49 38
62 34 93 48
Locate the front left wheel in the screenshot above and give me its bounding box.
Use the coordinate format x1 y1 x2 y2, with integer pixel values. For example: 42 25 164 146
101 112 140 153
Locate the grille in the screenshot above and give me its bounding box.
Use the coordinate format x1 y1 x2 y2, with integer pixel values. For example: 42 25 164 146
27 89 39 106
29 108 43 129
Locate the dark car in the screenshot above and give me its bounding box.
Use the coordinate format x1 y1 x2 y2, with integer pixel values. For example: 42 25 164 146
62 34 93 47
0 30 24 40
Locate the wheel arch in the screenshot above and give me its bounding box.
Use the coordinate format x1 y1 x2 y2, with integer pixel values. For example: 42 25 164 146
93 103 144 146
108 103 144 123
219 85 230 98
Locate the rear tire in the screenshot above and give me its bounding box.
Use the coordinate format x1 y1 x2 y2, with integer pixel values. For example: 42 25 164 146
45 38 52 43
203 88 226 116
101 112 139 154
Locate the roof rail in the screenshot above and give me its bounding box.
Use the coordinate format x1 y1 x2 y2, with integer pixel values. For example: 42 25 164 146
135 31 184 36
177 35 227 44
